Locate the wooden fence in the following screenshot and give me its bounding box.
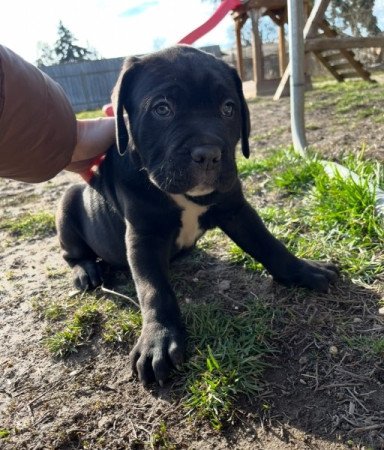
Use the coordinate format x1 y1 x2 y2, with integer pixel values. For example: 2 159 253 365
40 57 125 112
39 46 224 113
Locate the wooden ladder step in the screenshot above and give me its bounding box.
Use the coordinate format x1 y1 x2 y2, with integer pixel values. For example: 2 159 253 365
321 52 346 62
330 62 356 71
313 51 344 81
342 72 363 79
318 20 372 81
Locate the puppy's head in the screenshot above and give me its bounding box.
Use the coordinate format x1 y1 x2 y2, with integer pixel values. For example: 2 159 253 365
113 45 250 196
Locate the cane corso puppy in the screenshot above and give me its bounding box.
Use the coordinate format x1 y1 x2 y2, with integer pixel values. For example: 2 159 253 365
56 45 338 386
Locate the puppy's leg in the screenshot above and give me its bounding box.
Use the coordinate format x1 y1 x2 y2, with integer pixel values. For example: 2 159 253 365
126 232 186 386
56 187 102 291
216 198 338 293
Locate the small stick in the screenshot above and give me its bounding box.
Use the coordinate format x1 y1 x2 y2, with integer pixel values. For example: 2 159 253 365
353 423 384 433
317 382 364 391
100 284 140 308
346 388 369 413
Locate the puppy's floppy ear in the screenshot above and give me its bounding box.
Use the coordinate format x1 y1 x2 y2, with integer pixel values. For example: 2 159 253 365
231 68 251 159
112 56 140 155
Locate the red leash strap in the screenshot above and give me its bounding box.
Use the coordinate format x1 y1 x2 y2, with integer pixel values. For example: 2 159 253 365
79 153 106 183
178 0 242 45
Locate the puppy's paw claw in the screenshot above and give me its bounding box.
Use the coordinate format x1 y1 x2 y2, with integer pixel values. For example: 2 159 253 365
130 321 186 387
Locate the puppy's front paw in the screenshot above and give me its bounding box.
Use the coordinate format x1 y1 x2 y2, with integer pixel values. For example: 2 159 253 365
72 261 102 290
276 259 339 293
129 321 186 386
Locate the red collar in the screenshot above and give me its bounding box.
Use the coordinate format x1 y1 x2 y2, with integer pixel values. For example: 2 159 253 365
80 153 106 183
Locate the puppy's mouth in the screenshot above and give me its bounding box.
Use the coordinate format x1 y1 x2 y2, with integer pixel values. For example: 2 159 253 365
149 172 217 196
186 185 215 197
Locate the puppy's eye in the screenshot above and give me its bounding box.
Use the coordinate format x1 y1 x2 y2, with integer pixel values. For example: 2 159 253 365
153 102 172 118
221 101 235 117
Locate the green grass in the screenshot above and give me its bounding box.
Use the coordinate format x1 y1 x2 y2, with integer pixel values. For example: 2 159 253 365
43 295 142 357
38 286 273 430
183 300 274 429
228 243 264 272
102 307 142 343
76 109 104 119
234 147 384 284
0 429 10 439
150 422 176 449
274 158 323 194
237 147 286 179
307 80 384 121
45 301 102 356
0 211 55 238
343 336 384 357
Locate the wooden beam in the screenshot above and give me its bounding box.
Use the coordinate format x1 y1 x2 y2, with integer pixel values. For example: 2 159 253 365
274 0 331 100
303 0 331 38
264 8 286 26
235 19 245 80
305 36 384 51
246 0 287 10
250 9 264 89
278 23 287 76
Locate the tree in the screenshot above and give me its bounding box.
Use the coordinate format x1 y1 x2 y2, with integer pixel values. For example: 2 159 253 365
36 21 100 66
36 41 58 67
328 0 381 37
54 21 99 63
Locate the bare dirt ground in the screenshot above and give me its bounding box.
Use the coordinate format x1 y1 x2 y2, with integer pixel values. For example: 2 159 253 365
1 81 383 449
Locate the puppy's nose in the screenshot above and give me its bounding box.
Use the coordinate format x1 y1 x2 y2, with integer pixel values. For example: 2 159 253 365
191 146 221 170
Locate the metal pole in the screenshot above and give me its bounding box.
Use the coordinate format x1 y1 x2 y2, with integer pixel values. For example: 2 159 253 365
287 0 307 156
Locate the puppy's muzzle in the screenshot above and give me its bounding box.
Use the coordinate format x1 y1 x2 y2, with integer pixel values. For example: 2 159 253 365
190 145 222 171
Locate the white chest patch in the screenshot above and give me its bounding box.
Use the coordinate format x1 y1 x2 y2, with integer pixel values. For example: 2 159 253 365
170 194 208 249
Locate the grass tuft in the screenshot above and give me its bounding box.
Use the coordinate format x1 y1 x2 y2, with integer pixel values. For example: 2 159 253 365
183 301 274 429
0 212 55 238
237 147 286 178
343 336 384 357
76 109 103 119
0 429 10 439
228 243 264 272
42 293 142 357
307 80 383 120
103 308 142 344
274 158 323 194
45 302 101 356
312 169 383 241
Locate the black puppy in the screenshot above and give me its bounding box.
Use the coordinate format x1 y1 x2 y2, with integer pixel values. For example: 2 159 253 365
56 46 337 386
